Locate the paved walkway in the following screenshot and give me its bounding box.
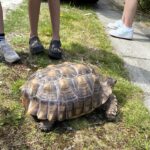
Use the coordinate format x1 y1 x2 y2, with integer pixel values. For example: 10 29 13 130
0 0 23 18
96 0 150 111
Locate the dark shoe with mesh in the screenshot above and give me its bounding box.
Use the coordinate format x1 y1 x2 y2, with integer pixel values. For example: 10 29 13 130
48 40 62 59
29 36 44 54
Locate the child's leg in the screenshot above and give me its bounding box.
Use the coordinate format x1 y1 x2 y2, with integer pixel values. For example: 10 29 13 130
123 0 137 27
48 0 60 41
28 0 41 37
0 3 20 63
0 2 5 40
48 0 62 59
28 0 44 54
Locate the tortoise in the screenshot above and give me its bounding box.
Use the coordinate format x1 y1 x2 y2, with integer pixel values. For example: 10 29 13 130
21 62 118 131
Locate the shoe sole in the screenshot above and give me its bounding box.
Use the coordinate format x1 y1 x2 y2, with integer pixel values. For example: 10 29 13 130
30 47 44 55
110 35 133 40
5 57 20 63
48 52 62 60
0 53 20 63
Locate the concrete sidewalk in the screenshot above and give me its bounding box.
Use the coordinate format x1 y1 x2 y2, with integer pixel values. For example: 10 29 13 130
0 0 23 18
96 0 150 111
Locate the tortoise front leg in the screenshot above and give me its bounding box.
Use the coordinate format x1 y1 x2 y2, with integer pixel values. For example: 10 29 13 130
38 120 54 132
103 94 118 121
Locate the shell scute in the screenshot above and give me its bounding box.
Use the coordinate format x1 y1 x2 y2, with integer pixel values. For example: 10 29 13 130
73 100 84 116
75 76 93 98
27 97 39 116
37 100 48 119
47 101 58 121
58 79 78 102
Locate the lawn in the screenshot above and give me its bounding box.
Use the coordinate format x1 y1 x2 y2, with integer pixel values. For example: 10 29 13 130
0 0 149 149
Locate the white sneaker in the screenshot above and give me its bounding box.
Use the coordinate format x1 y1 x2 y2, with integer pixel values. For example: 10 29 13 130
109 25 133 40
107 20 123 29
0 40 20 63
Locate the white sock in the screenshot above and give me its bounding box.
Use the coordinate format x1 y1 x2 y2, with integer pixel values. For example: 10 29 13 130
122 24 133 31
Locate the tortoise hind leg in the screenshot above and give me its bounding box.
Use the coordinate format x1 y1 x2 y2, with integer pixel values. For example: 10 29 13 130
38 120 54 132
32 115 40 122
103 94 118 121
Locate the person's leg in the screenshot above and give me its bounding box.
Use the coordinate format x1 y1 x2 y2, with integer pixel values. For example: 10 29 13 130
48 0 60 41
28 0 44 54
123 0 137 27
109 0 137 39
107 0 125 29
0 2 20 63
48 0 62 59
0 3 4 34
0 2 5 41
28 0 41 37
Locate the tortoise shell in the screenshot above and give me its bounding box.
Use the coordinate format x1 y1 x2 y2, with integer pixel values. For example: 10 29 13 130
21 62 116 122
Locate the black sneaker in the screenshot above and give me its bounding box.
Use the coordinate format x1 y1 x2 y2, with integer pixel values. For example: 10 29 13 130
48 40 62 59
29 36 44 55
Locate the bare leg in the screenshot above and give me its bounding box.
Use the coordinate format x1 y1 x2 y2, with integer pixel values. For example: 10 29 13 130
108 0 136 39
28 0 44 54
48 0 60 41
0 3 4 33
123 0 137 27
48 0 62 59
28 0 41 37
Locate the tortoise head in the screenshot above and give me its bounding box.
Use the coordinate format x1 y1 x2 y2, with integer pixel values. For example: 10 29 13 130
106 77 117 88
101 77 117 104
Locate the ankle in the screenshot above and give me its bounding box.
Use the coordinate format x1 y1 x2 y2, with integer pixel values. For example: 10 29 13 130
52 35 60 41
50 39 61 45
30 33 38 39
122 24 133 31
29 35 39 43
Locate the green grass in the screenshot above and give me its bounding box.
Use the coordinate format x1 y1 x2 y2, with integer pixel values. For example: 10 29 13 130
0 1 149 149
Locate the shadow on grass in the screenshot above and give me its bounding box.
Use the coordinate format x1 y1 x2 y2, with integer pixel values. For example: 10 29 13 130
17 42 128 78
